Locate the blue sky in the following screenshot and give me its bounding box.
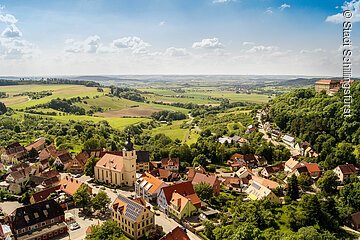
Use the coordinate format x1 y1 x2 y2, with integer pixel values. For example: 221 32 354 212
0 0 359 76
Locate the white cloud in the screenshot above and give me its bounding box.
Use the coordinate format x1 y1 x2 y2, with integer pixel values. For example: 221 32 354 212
246 45 279 53
0 13 17 24
326 0 360 23
192 38 224 49
243 41 255 46
0 38 37 59
111 36 150 54
1 24 22 38
65 35 101 53
265 8 274 15
279 3 291 11
212 0 235 3
300 48 325 54
159 21 166 26
164 47 189 57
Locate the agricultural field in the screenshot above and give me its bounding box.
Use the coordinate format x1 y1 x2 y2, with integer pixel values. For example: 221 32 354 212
1 84 107 109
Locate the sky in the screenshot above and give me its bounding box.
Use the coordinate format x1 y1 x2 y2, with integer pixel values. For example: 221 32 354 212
0 0 359 76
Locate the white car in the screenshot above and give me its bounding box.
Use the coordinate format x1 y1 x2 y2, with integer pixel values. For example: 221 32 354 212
69 223 80 231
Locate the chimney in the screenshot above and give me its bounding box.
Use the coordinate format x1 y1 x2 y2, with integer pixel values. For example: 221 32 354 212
177 198 181 206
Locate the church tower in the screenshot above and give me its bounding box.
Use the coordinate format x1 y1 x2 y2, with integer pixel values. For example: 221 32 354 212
122 132 137 186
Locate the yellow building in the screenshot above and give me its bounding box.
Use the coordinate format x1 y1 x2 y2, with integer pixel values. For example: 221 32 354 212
168 192 197 220
112 194 155 240
94 135 136 187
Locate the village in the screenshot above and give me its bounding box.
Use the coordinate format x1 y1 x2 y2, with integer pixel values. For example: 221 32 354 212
0 89 359 240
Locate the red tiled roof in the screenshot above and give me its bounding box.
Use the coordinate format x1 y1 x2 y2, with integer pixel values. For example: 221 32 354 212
161 181 200 207
306 163 321 173
25 137 46 152
31 185 60 203
161 158 180 167
192 173 218 187
160 227 190 240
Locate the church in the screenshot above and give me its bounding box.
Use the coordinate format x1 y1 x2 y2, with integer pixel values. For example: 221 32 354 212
94 134 137 187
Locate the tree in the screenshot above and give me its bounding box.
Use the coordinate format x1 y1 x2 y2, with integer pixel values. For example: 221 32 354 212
194 182 213 201
0 102 7 115
316 170 339 196
286 175 299 201
144 225 165 240
84 138 101 150
297 173 312 191
192 154 208 167
86 220 123 240
73 184 92 212
84 156 99 177
203 220 215 240
92 190 111 214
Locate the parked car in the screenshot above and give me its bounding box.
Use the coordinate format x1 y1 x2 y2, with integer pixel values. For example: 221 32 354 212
69 222 80 230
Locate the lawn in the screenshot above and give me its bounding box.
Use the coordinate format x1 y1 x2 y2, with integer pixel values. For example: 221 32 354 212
148 120 188 142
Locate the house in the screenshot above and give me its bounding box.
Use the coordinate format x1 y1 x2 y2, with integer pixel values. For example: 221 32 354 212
38 144 58 162
192 173 220 196
157 181 201 213
284 158 300 173
135 172 168 202
29 185 61 204
245 125 256 134
305 163 321 178
282 134 295 147
228 153 266 170
161 158 180 172
136 150 150 173
29 169 61 191
251 176 279 190
160 226 190 240
261 163 285 178
334 164 358 182
0 224 12 240
348 212 360 231
245 181 280 203
59 175 92 197
25 137 47 152
168 192 197 220
295 142 318 158
68 151 90 174
222 176 251 192
315 79 340 94
6 166 34 194
53 151 73 170
293 165 309 177
94 145 137 187
9 199 67 240
112 194 155 240
1 142 27 164
186 166 207 181
149 169 179 182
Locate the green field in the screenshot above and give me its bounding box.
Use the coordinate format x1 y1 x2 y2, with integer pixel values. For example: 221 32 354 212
1 85 107 109
140 87 271 104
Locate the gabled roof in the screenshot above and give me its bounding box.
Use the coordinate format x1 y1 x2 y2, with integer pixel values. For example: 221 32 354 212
351 212 360 225
161 158 180 167
306 163 321 173
95 153 124 171
59 175 90 196
251 176 279 190
170 193 191 213
112 194 148 223
285 158 300 170
337 164 357 175
160 226 190 240
11 199 64 230
25 137 46 152
160 181 199 206
192 173 218 187
138 172 166 194
31 185 60 203
315 79 339 85
245 181 273 200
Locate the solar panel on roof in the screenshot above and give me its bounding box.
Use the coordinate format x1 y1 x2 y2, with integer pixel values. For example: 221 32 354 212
252 182 261 190
144 183 153 190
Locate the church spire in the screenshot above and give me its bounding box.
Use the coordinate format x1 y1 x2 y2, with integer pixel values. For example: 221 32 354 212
124 131 134 151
